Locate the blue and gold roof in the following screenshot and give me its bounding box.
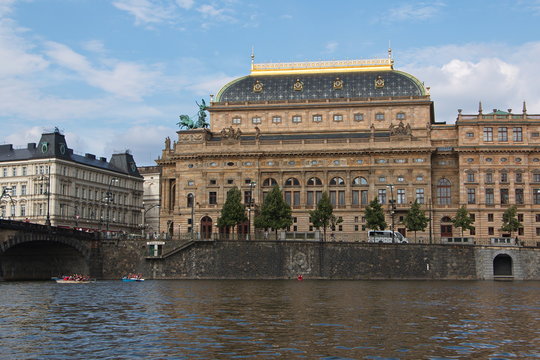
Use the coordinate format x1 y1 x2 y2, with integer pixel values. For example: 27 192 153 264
215 58 427 102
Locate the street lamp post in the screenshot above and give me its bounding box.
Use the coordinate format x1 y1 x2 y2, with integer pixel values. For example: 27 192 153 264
36 171 51 226
141 204 160 237
387 184 395 243
105 177 119 232
188 193 195 240
0 187 14 219
247 181 256 240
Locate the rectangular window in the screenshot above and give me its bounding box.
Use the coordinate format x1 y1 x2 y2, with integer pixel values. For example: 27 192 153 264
488 213 494 222
2 168 6 177
485 173 493 183
22 167 27 176
416 188 425 204
467 188 476 204
518 213 524 222
292 115 302 123
498 127 508 141
500 173 508 183
20 204 25 217
516 189 524 204
378 189 386 204
12 168 16 176
251 117 261 124
536 214 540 222
361 190 368 205
375 113 385 120
534 189 540 205
312 115 322 122
486 188 494 205
352 190 359 205
338 190 345 206
483 127 493 141
333 114 343 122
513 127 523 141
488 227 494 235
467 173 475 182
537 228 540 236
209 192 217 205
21 184 26 195
272 116 281 124
329 191 336 206
354 113 364 121
293 191 300 207
307 191 314 206
534 173 540 183
232 117 241 124
244 191 251 205
516 172 523 183
10 186 16 196
500 189 509 204
397 189 406 204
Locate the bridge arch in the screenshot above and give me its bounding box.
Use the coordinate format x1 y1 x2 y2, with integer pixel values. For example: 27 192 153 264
0 220 101 280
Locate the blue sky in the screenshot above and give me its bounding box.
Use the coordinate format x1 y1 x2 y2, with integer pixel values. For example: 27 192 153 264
1 0 540 166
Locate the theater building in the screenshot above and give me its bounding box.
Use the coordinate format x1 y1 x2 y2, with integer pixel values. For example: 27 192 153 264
157 55 540 245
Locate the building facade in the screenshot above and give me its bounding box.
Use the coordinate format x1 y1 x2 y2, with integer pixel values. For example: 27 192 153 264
138 165 161 237
157 56 540 245
0 129 144 233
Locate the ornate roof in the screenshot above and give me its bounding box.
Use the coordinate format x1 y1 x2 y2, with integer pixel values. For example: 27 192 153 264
215 58 427 102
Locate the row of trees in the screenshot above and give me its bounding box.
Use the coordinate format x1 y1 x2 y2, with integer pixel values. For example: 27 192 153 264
216 185 523 241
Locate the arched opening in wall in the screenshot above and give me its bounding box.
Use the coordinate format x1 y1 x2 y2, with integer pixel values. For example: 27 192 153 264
493 254 513 277
200 216 213 240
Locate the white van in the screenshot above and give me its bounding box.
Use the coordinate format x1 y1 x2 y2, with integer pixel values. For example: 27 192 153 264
368 230 409 243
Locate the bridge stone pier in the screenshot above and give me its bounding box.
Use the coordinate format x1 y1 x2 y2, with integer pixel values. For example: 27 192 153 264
0 220 102 280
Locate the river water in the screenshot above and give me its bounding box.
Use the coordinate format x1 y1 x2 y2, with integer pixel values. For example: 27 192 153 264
0 280 539 359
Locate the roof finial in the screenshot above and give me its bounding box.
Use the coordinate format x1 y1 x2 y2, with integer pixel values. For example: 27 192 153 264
478 101 483 114
523 101 527 114
388 41 392 60
251 46 255 66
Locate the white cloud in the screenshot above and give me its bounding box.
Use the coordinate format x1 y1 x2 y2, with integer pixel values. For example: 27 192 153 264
400 42 540 123
387 1 445 22
325 41 338 54
176 0 194 10
44 41 161 100
112 0 175 26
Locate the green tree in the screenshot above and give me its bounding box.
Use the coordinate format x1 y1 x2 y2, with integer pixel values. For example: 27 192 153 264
403 200 430 242
217 187 247 237
365 198 387 230
501 205 522 241
254 185 293 240
309 192 341 241
452 205 475 238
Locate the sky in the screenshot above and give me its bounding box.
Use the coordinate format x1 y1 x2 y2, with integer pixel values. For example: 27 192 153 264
1 0 540 166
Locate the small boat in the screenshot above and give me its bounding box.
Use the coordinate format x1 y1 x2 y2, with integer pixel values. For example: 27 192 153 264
122 276 145 282
55 275 94 283
56 279 93 284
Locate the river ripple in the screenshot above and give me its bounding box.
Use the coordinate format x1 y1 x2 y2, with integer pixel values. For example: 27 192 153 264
0 280 539 359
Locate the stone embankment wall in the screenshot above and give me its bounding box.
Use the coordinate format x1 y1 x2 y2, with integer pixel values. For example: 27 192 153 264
99 240 536 280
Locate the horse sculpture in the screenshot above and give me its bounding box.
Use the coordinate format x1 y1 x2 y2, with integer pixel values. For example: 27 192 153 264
177 99 210 130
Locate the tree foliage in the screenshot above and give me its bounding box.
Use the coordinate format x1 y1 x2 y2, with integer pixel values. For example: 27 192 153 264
501 205 522 238
254 185 293 240
452 205 475 237
217 187 246 233
403 200 429 242
309 192 341 241
365 198 387 230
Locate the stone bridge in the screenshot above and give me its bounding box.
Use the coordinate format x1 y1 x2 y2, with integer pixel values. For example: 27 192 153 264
0 220 102 280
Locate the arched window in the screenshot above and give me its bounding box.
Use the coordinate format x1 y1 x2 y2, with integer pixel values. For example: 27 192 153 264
262 178 277 187
329 177 345 186
437 178 451 205
284 177 300 187
186 193 194 207
352 177 368 186
307 177 322 186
